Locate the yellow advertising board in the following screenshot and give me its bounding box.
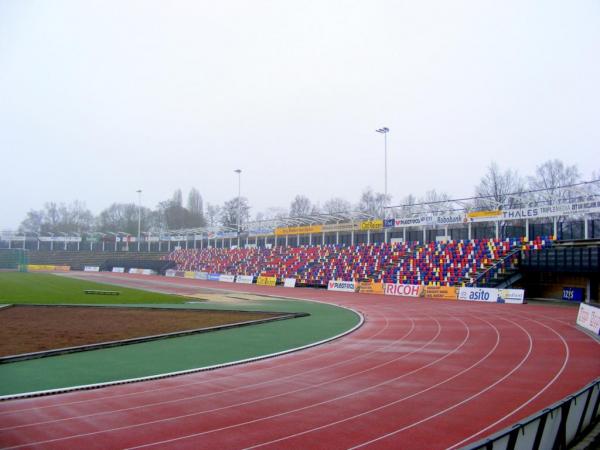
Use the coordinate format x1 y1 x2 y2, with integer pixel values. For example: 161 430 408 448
257 276 277 286
358 281 385 295
422 286 458 300
466 210 502 222
27 265 71 272
274 225 323 236
184 271 196 279
360 220 383 231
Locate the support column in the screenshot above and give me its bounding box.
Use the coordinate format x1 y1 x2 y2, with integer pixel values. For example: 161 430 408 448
367 229 370 245
309 233 312 246
468 222 472 240
403 228 406 242
422 228 426 243
285 235 289 247
384 228 388 244
584 217 589 239
336 231 339 245
351 230 355 246
553 217 558 239
525 219 529 241
297 234 300 246
495 221 499 240
322 232 325 245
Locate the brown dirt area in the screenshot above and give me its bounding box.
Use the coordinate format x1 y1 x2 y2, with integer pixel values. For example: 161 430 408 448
0 305 281 357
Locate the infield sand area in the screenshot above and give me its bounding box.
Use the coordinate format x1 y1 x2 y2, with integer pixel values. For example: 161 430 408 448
0 305 281 357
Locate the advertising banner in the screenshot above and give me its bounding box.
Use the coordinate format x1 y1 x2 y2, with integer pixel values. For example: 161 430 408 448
112 267 125 273
141 269 155 275
384 283 423 297
502 199 600 220
466 210 502 223
423 286 458 300
563 287 584 302
128 268 141 274
322 222 360 233
208 273 221 281
358 281 384 295
219 274 235 283
498 289 525 304
165 269 176 277
184 271 196 279
195 271 208 280
327 280 357 293
458 287 500 303
383 218 395 228
257 276 277 286
284 278 297 288
84 266 100 272
274 225 323 236
27 265 70 272
235 275 254 284
394 214 465 228
175 271 185 277
360 220 383 231
577 303 600 335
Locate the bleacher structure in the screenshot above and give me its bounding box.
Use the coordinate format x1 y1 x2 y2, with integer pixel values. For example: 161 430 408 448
165 236 553 288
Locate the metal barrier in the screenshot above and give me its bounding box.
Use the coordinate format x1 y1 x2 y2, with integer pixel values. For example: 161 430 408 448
464 377 600 450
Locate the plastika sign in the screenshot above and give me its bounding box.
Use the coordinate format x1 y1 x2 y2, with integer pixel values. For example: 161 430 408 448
384 284 423 297
327 280 357 293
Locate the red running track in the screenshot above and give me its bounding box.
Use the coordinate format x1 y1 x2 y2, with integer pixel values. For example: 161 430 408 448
0 274 599 450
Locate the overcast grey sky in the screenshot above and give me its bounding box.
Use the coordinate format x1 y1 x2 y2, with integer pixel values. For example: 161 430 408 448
1 0 598 229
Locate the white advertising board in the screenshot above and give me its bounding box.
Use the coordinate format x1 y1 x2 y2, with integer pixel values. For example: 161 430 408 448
84 266 100 272
577 303 600 335
498 289 525 304
235 275 254 284
284 278 297 288
165 269 176 277
384 284 422 297
112 267 125 273
327 280 357 293
194 271 208 280
219 274 235 283
458 287 500 303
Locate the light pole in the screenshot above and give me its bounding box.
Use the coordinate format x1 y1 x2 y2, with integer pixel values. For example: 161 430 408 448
376 127 389 215
136 189 142 251
234 169 242 237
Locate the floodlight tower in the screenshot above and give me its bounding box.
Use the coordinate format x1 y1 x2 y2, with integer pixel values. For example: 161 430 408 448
376 127 390 213
234 169 242 234
136 189 142 251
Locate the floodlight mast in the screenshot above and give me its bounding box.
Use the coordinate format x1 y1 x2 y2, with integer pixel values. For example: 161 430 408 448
376 127 390 215
136 189 142 251
234 169 242 235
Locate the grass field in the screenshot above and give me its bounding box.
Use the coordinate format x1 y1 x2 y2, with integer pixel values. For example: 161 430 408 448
0 272 185 304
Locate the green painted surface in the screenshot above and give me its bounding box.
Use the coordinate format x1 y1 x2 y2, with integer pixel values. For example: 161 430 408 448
0 272 184 304
0 298 359 396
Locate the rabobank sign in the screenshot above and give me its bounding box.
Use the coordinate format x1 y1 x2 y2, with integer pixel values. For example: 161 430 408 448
327 280 357 293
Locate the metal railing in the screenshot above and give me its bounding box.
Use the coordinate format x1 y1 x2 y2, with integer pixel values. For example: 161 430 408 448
464 377 600 450
471 248 521 287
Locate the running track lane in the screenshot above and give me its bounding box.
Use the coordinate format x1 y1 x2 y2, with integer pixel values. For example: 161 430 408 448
0 274 598 449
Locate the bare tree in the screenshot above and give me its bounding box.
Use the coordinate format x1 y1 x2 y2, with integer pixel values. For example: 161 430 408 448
357 188 390 217
186 188 205 227
220 197 250 230
206 203 221 227
20 201 94 234
474 162 525 210
322 197 352 215
419 190 452 214
97 203 147 235
528 159 580 203
289 195 313 216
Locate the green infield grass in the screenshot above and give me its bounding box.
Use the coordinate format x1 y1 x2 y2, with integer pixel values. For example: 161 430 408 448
0 272 185 304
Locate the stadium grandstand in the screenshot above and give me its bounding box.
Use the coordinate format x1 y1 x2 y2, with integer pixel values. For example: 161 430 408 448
2 180 599 300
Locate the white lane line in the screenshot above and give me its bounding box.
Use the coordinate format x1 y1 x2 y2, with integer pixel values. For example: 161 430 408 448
248 315 509 450
0 312 408 431
3 316 449 449
444 315 571 450
123 316 466 450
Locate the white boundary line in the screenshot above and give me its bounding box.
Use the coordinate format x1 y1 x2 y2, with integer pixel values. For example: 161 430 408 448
0 301 364 402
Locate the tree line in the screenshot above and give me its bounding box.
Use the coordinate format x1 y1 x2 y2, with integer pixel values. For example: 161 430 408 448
18 159 596 236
